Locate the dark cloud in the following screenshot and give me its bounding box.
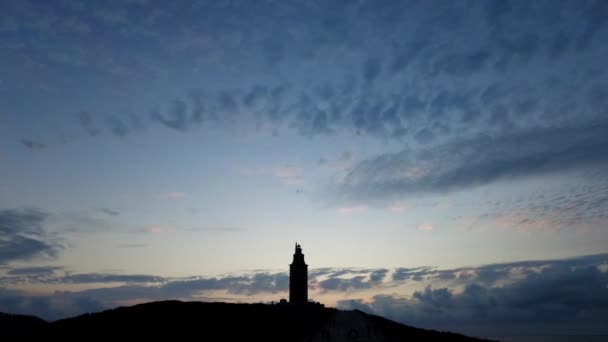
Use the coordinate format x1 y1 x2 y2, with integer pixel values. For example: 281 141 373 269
362 58 382 84
316 268 389 292
78 112 100 137
369 269 388 283
105 115 129 137
33 0 603 165
392 267 434 282
577 0 608 50
338 254 608 337
1 266 62 284
336 121 608 201
7 266 61 276
3 255 607 326
6 1 607 150
21 139 47 150
63 273 165 284
151 100 190 132
436 50 491 77
99 208 119 216
0 209 61 264
317 276 369 291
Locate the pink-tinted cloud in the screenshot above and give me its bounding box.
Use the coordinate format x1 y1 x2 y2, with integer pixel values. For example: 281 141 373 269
336 205 368 214
148 226 163 234
146 226 174 234
165 192 186 199
418 223 433 231
388 202 408 213
274 165 304 185
398 166 430 181
236 164 304 185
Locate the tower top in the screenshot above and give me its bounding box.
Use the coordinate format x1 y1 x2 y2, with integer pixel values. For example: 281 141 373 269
291 242 306 266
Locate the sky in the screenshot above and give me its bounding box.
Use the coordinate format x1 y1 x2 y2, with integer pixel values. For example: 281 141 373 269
1 0 607 339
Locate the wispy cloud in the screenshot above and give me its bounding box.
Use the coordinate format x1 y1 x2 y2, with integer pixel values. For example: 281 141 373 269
117 243 146 248
387 202 408 213
163 192 186 199
274 165 304 185
21 139 48 150
417 223 433 232
336 122 608 201
99 208 119 216
335 205 368 215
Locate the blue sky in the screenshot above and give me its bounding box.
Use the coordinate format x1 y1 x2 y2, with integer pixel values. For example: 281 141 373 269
1 0 607 338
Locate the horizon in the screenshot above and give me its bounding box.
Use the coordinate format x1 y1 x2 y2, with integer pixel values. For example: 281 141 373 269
1 0 607 340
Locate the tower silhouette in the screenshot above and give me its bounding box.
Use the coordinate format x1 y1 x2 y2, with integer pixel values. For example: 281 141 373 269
289 242 308 304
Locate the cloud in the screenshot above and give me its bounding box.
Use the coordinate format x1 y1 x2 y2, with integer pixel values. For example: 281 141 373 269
77 112 101 137
105 115 130 137
93 8 128 26
99 208 119 216
117 243 146 248
274 165 304 185
362 58 382 84
335 205 367 215
0 209 62 264
388 202 408 213
7 266 62 276
469 178 608 230
2 254 607 328
62 273 164 284
392 267 434 282
417 223 433 232
21 139 47 150
335 121 608 201
6 1 607 151
315 268 388 292
338 254 608 337
318 151 352 171
162 192 186 199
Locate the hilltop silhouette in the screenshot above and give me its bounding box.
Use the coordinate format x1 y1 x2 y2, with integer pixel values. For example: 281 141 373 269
1 300 493 341
1 244 495 340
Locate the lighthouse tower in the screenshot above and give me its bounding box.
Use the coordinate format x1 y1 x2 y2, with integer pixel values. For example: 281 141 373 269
289 242 308 305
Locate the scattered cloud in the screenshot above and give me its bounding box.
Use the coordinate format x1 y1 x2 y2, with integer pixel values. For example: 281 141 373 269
78 112 100 137
339 255 608 336
7 266 62 276
8 1 605 166
336 122 608 201
1 254 606 328
0 209 62 264
21 139 47 150
62 273 164 284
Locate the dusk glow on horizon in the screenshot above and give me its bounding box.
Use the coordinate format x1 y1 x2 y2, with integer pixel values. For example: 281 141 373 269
1 1 607 339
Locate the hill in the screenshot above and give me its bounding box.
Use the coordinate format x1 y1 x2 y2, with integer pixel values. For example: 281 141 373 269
1 300 493 341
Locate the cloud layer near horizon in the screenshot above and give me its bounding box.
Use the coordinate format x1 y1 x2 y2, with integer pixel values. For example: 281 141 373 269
1 253 607 337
